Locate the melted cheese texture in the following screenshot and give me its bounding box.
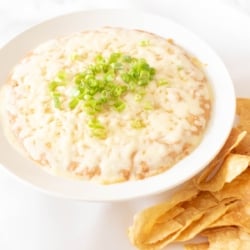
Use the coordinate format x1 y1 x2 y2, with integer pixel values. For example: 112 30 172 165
1 27 212 183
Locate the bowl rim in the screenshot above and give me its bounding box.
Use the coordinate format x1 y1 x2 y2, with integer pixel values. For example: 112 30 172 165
0 9 235 201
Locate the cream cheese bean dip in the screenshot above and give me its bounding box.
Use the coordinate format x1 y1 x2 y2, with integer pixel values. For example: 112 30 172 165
0 27 212 183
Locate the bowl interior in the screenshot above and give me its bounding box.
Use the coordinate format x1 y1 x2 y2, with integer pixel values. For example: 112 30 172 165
0 9 235 201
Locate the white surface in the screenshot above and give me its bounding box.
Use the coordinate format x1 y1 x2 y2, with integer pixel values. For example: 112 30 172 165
0 9 235 202
0 0 250 249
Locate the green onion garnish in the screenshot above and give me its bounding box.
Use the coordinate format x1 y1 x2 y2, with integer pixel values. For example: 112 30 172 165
68 53 155 114
48 52 157 138
157 79 169 86
139 40 150 47
143 101 154 110
88 118 107 139
131 119 146 129
177 66 183 71
69 98 79 110
52 92 61 109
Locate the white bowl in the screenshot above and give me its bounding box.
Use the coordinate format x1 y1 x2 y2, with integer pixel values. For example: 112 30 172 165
0 9 235 201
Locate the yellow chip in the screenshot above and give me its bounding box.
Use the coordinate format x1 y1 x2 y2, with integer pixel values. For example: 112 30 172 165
234 98 250 155
234 133 250 155
128 182 198 248
208 201 250 234
143 198 238 250
236 98 250 129
193 128 246 190
184 242 209 250
194 153 250 192
201 226 250 250
213 168 250 201
175 197 238 242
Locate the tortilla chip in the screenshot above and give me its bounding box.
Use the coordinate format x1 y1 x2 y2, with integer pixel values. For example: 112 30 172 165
236 98 250 129
184 242 209 250
128 154 249 250
156 205 185 224
145 195 236 247
182 192 218 211
234 133 250 156
175 197 239 242
185 227 250 250
234 98 250 155
141 198 238 250
213 168 250 201
201 226 250 250
136 192 215 245
145 211 184 244
193 128 246 190
151 206 202 244
194 153 250 192
128 182 198 247
208 201 250 234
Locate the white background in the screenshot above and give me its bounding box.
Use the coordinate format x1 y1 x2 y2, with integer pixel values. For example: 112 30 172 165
0 0 250 47
0 1 250 250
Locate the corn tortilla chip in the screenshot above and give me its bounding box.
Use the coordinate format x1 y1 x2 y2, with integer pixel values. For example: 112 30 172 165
236 98 250 130
233 134 250 155
145 219 183 245
234 98 250 155
128 182 198 247
194 153 250 192
208 201 250 234
135 192 216 246
182 192 218 211
193 128 246 190
184 242 209 250
146 196 237 248
156 206 185 224
142 198 237 250
201 226 250 250
213 168 250 201
185 227 250 250
175 198 239 242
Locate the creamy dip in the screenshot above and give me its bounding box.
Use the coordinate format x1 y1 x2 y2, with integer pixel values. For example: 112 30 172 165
1 27 212 183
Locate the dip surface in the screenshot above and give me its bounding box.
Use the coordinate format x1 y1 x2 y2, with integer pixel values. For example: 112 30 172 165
1 27 212 183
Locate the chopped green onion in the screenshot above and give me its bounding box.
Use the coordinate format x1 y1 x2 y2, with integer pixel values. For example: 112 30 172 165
95 54 105 63
49 81 61 91
122 55 133 63
83 94 92 101
70 53 80 61
131 119 146 129
91 128 107 139
69 98 79 110
139 40 150 47
49 52 158 139
157 79 169 86
52 92 61 109
113 100 126 112
88 118 107 139
143 101 154 110
121 72 131 83
108 52 122 63
56 70 67 81
134 93 143 102
88 118 104 129
70 52 87 61
104 72 115 82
